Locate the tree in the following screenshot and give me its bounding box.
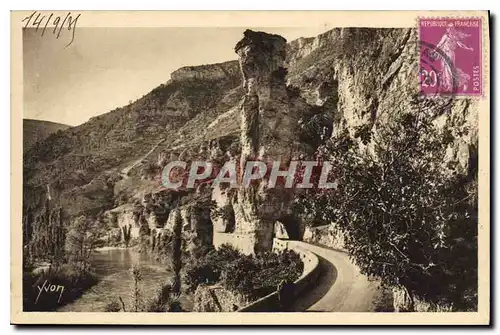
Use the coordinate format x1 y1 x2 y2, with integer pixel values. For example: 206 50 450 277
122 224 132 247
65 215 105 271
138 213 151 252
171 207 183 295
131 265 143 312
296 110 477 310
26 199 66 264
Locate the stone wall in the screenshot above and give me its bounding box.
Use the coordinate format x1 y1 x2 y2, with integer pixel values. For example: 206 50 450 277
302 224 346 251
193 238 320 312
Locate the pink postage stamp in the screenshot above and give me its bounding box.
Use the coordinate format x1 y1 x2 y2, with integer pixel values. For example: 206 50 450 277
419 18 482 96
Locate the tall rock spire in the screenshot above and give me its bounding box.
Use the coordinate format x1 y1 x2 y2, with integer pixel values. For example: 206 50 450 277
235 29 296 163
212 30 303 254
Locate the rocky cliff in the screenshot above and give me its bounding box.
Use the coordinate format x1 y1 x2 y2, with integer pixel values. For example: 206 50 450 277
286 28 476 174
211 30 314 254
170 61 240 83
23 27 476 256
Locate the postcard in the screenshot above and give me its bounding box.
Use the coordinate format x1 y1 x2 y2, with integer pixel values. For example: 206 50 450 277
11 10 490 325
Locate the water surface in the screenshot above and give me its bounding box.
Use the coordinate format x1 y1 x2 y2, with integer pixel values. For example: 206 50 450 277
58 248 174 312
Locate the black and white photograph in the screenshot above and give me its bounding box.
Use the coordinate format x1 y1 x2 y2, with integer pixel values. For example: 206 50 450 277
10 10 490 325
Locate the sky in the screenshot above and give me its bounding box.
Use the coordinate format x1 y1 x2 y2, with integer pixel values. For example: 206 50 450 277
23 26 329 126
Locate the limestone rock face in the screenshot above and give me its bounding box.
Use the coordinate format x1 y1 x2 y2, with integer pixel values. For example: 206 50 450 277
211 187 234 233
392 286 453 312
164 207 182 232
287 28 477 175
235 29 296 162
274 221 289 239
187 206 213 250
192 284 248 312
212 30 303 254
164 205 213 252
303 224 346 251
105 205 140 238
170 61 240 83
147 211 158 229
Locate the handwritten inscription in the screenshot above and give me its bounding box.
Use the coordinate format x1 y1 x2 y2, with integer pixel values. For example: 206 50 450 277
22 11 80 48
35 280 65 304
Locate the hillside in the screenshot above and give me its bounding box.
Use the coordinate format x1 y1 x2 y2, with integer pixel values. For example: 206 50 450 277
23 60 242 217
22 28 479 313
23 119 70 151
23 27 476 223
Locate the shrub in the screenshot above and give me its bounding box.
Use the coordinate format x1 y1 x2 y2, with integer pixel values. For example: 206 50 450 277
220 254 259 297
104 300 122 312
143 283 173 312
184 244 303 301
254 250 304 291
184 244 236 293
65 215 106 270
189 244 215 260
185 263 222 293
295 110 478 311
184 244 242 293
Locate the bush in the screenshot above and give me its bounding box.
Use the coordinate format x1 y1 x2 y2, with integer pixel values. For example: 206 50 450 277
254 250 304 292
220 254 260 297
65 215 106 270
295 110 478 311
184 244 239 293
144 283 173 312
104 300 122 312
184 244 303 301
185 263 221 293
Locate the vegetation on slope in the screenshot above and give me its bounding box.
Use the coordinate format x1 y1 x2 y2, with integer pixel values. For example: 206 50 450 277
23 119 70 151
295 105 478 311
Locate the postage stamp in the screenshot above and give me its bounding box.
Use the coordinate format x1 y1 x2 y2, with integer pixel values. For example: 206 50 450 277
10 11 490 326
419 17 482 96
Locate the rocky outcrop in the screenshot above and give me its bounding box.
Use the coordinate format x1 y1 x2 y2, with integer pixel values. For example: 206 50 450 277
236 29 297 162
212 30 304 254
393 286 453 312
193 284 248 312
170 61 240 83
287 28 477 175
106 204 140 238
164 207 186 231
303 224 346 251
164 204 213 252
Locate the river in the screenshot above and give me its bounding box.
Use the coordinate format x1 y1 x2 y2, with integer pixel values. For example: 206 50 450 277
58 248 190 312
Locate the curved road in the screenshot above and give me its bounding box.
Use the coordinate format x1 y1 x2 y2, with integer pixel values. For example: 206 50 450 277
290 242 382 312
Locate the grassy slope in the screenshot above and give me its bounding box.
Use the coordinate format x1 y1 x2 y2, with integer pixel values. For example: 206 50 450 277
23 119 70 151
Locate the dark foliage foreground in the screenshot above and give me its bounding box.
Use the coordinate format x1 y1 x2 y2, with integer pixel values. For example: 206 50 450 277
184 244 303 301
295 107 478 311
23 264 98 312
